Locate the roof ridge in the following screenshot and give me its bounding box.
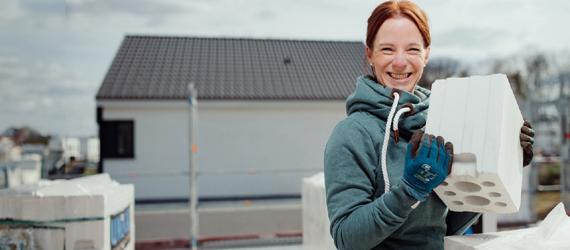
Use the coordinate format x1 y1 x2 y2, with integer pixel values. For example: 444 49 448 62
123 34 362 45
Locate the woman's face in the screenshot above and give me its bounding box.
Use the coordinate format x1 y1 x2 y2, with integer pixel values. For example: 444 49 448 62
366 16 430 92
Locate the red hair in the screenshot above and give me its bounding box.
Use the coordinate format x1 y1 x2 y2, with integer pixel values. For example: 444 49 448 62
366 0 430 49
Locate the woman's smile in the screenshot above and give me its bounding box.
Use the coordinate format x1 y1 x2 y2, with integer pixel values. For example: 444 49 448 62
387 72 413 80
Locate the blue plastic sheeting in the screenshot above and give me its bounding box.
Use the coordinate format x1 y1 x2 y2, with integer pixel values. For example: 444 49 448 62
110 206 130 247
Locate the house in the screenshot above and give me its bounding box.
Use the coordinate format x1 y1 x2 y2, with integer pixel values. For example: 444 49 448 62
96 36 365 201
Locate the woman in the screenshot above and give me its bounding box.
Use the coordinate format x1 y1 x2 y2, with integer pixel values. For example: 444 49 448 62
324 1 535 249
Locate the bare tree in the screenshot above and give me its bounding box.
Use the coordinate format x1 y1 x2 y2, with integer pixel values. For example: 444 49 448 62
418 57 465 89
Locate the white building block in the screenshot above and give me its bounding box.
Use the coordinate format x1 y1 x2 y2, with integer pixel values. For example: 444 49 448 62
426 74 524 213
18 154 42 185
302 172 336 250
0 173 134 250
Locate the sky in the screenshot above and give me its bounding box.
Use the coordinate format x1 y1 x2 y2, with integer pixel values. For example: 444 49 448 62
1 0 570 137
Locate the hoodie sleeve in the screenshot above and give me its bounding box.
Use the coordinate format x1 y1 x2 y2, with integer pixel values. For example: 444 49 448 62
324 119 418 250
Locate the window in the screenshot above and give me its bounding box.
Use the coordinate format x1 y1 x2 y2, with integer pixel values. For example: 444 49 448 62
101 121 134 159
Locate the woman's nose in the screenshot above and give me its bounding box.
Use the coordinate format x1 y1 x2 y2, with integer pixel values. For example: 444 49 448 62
392 53 407 69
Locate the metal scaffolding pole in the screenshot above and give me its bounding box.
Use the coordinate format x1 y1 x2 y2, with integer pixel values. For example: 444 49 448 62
188 83 199 250
560 99 570 210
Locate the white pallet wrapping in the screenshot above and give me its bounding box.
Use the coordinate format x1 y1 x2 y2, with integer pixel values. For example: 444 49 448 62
0 173 134 250
426 74 524 213
444 203 570 250
302 172 336 250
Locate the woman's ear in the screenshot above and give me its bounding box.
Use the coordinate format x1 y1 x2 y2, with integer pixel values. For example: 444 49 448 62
365 46 373 64
423 47 430 66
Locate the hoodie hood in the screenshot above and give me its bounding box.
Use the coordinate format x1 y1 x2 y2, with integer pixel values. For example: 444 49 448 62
346 75 430 138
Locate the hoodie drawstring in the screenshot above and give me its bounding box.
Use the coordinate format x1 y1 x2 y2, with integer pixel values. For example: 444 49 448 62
380 92 412 194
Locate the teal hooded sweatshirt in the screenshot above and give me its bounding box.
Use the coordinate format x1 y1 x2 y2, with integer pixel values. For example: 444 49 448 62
324 75 480 250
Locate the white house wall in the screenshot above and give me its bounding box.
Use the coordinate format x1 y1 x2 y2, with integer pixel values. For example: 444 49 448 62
99 100 346 200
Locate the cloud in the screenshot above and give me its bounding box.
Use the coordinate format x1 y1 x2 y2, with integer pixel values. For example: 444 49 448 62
0 57 96 136
19 1 67 15
66 0 191 24
2 0 195 29
1 0 570 137
432 27 523 60
18 0 189 18
0 59 92 96
436 28 506 48
0 0 26 21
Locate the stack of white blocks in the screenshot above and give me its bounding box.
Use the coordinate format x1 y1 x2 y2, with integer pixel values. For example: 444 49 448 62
302 172 336 250
0 173 134 250
426 74 524 213
1 154 42 188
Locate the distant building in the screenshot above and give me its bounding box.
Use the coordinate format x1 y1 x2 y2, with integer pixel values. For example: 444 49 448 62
46 136 100 176
96 36 365 201
0 137 20 162
0 137 42 188
62 137 81 162
0 127 100 180
85 137 100 163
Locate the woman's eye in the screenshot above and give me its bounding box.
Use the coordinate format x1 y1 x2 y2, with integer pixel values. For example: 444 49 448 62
408 48 420 53
380 48 394 53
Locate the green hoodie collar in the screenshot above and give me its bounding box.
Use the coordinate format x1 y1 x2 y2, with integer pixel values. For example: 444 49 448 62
346 75 430 138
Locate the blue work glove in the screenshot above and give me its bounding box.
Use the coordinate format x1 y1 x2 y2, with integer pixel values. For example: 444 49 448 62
520 119 534 167
401 131 453 201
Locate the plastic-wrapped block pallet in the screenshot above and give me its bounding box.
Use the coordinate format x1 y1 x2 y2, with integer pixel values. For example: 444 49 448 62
444 203 570 249
426 74 524 213
0 173 134 250
302 172 336 250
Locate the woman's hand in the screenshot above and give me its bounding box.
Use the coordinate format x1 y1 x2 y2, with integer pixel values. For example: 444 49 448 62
401 131 453 201
520 120 535 167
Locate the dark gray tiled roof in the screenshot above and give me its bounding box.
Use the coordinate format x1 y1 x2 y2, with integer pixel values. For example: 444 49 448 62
96 36 367 100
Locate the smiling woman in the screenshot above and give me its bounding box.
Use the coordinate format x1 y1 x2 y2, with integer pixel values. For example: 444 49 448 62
323 1 518 250
324 1 536 250
365 0 430 92
366 17 429 92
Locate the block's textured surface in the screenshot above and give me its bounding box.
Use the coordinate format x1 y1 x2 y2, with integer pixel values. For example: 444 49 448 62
426 74 524 213
302 172 336 250
0 174 134 250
